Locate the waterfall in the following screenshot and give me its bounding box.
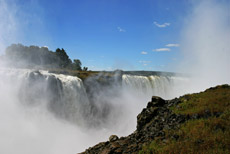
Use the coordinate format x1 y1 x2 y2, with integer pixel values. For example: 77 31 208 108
0 68 188 126
0 68 188 124
41 71 91 124
0 68 189 154
122 74 188 99
0 68 91 125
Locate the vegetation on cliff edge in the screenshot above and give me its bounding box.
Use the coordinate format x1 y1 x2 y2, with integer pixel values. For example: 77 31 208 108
139 85 230 154
1 43 87 71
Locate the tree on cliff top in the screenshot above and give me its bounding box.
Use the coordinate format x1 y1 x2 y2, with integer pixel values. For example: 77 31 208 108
72 59 82 71
55 48 72 68
3 43 85 71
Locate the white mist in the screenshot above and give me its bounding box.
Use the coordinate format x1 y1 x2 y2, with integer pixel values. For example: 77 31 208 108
179 0 230 92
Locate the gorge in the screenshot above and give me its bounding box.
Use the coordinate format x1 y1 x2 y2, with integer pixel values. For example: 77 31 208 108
0 68 188 154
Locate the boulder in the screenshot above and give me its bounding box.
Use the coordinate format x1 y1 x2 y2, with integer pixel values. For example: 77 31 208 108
109 135 119 142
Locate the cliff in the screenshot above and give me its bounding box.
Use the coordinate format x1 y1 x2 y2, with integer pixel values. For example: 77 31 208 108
79 84 230 154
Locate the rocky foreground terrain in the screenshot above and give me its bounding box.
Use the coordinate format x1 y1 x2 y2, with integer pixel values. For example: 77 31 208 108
79 84 230 154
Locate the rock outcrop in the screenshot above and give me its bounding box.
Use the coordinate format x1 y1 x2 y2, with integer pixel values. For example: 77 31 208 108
79 84 230 154
79 96 186 154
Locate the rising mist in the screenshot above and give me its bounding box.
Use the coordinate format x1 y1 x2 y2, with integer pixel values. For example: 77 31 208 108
178 0 230 92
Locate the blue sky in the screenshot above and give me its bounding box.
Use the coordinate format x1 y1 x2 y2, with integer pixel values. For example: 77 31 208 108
0 0 214 71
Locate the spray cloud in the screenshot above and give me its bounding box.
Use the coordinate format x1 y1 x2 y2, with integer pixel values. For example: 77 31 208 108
179 0 230 92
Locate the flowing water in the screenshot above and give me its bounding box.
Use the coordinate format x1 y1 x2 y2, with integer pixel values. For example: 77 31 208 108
0 68 188 154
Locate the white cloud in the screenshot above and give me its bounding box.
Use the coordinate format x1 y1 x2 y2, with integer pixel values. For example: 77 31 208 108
153 22 170 28
152 48 171 52
166 43 180 47
141 51 147 55
117 27 126 32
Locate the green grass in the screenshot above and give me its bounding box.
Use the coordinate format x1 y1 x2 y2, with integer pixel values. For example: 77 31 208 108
139 85 230 154
171 85 230 116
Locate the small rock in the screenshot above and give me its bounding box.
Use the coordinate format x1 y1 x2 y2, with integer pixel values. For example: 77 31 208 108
109 135 119 142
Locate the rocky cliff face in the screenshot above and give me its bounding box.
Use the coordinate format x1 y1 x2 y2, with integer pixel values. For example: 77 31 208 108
79 96 185 154
79 84 230 154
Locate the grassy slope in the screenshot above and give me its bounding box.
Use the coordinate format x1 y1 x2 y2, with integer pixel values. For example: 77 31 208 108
140 85 230 154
